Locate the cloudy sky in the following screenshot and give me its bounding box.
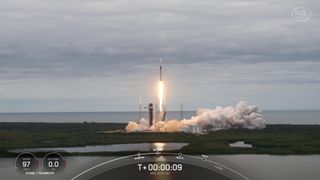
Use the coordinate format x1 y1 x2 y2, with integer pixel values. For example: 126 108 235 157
0 0 319 112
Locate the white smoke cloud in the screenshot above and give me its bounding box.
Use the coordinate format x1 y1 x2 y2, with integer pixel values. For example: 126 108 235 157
125 101 266 133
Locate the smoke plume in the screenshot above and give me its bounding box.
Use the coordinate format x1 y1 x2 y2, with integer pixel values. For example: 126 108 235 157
126 101 266 133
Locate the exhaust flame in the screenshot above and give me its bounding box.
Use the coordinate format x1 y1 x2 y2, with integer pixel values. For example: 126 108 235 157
158 81 164 112
126 101 266 133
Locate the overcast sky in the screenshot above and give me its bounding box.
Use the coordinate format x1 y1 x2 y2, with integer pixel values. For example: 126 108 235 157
0 0 319 112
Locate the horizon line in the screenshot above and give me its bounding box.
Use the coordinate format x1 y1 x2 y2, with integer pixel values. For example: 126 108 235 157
0 109 320 114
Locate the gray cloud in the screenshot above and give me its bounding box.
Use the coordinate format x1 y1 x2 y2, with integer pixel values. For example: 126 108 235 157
0 0 319 111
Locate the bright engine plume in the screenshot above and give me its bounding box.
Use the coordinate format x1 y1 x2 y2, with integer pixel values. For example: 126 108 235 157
158 81 164 112
158 65 166 123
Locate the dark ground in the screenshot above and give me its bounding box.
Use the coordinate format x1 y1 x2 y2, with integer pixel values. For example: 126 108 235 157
1 122 320 157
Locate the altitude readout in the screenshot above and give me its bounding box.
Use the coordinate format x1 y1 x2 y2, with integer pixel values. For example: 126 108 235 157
137 163 183 172
42 152 66 172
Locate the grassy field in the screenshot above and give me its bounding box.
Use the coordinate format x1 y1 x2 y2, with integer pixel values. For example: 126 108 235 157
1 122 320 157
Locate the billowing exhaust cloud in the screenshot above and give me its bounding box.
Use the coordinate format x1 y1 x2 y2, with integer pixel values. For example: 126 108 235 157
126 101 266 133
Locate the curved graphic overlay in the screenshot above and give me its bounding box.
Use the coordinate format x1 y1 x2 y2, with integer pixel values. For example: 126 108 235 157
71 153 249 180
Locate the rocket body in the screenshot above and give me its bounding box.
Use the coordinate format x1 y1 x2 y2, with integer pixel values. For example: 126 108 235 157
160 66 162 81
158 65 166 121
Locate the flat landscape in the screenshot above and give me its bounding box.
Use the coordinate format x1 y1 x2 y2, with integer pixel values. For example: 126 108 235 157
0 122 320 157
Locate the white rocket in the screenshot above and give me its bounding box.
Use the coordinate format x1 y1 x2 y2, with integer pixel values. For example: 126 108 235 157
158 63 166 121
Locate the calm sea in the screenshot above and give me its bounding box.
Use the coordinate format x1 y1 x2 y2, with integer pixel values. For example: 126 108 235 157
0 110 319 124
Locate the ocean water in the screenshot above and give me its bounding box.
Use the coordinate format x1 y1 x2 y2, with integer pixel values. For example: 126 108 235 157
0 110 319 124
9 143 189 153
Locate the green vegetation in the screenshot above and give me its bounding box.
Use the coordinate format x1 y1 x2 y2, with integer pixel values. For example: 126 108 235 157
1 122 320 157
